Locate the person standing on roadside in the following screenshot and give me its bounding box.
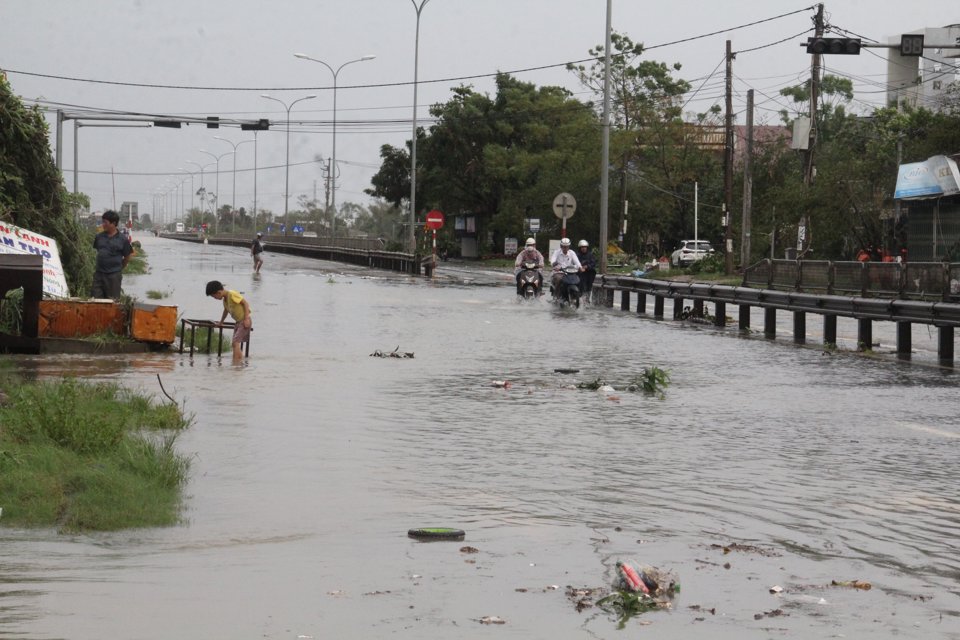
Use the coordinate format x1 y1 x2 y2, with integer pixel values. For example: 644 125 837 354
91 209 134 300
251 232 264 273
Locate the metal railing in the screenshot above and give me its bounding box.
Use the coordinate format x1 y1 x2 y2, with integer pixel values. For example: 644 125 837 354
742 259 960 301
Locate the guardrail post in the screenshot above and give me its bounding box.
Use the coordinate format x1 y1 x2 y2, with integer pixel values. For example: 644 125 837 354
896 321 912 358
793 311 806 343
738 304 750 330
858 318 873 351
620 289 630 311
653 296 664 318
713 301 726 327
764 308 776 337
637 292 646 315
938 326 955 365
824 315 837 346
673 298 684 320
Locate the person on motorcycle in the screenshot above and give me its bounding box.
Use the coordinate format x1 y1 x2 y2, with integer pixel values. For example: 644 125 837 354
576 239 597 299
514 237 545 295
550 237 582 294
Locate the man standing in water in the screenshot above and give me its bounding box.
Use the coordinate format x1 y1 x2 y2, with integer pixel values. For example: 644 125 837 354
205 280 253 362
251 232 264 273
91 209 134 300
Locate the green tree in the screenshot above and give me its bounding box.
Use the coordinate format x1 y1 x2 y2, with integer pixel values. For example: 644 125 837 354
368 74 600 253
0 75 95 294
569 32 723 255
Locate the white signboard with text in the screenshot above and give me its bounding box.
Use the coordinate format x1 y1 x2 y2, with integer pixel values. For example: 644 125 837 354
0 222 70 297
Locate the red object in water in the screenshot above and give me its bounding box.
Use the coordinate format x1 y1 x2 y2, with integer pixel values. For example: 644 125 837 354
618 563 649 593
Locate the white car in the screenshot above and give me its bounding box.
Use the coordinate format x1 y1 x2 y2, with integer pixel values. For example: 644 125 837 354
670 240 715 267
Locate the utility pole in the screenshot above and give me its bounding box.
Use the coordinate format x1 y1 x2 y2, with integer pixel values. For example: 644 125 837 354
723 39 735 274
598 0 612 274
800 3 824 257
741 89 754 268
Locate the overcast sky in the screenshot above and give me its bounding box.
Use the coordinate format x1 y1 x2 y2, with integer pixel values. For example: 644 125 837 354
1 0 954 224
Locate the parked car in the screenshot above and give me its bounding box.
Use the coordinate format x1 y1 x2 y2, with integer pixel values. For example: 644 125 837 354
670 240 715 267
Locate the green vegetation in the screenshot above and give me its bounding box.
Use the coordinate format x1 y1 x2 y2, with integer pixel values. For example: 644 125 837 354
0 377 192 531
0 75 95 295
577 368 671 397
0 288 24 334
145 289 170 300
362 30 960 263
597 586 679 629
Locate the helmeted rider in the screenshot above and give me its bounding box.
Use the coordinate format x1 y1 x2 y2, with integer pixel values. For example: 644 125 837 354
576 239 597 297
550 237 582 294
514 237 545 295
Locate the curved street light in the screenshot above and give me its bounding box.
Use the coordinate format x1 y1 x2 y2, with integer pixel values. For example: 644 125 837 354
261 93 317 235
199 149 234 235
213 136 255 233
409 0 431 252
184 159 216 222
294 53 375 239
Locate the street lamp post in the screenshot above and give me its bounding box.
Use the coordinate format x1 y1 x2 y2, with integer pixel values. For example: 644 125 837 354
294 53 375 239
261 93 317 235
177 168 194 218
199 149 234 235
185 160 215 225
214 136 255 234
409 0 431 252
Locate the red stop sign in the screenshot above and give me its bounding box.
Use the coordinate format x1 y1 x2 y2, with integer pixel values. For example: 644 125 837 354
425 210 445 230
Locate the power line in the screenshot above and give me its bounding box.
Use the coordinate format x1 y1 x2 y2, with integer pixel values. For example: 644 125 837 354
0 6 816 93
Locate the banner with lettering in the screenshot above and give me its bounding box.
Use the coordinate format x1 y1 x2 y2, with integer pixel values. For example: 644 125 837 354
0 223 70 297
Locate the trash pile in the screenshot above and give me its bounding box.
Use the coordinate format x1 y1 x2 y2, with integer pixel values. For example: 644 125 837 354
596 560 679 626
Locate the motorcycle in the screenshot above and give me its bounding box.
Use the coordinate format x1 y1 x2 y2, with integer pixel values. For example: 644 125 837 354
517 261 542 300
552 265 581 308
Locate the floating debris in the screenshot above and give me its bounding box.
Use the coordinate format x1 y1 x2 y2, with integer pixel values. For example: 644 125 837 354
478 616 506 625
370 345 414 358
491 380 511 388
831 579 872 590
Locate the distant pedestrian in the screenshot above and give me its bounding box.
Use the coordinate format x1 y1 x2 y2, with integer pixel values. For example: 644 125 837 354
251 232 264 273
205 280 252 362
91 209 134 300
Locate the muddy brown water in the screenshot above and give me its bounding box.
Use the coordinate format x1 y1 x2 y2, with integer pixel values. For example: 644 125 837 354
1 235 958 639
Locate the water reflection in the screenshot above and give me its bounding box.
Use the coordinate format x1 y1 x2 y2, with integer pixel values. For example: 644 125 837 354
1 236 958 639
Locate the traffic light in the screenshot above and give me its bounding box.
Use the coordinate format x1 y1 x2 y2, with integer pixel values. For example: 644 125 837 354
805 37 861 55
241 119 270 131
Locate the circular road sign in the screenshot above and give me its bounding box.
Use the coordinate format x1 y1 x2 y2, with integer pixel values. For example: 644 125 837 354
425 210 445 230
552 192 577 220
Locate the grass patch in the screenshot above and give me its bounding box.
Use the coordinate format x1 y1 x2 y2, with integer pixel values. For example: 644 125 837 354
0 377 192 532
145 289 170 300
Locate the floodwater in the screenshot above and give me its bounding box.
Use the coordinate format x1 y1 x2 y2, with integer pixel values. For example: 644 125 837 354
1 235 959 640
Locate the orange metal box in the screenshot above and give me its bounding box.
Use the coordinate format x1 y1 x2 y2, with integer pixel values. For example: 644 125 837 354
130 303 178 344
38 299 126 337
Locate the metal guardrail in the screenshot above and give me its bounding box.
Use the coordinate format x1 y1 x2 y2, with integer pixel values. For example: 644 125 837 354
162 233 424 275
742 259 960 302
600 275 960 326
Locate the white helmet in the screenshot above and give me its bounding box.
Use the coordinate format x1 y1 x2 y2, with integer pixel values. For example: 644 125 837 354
525 237 536 246
560 238 571 247
578 239 588 248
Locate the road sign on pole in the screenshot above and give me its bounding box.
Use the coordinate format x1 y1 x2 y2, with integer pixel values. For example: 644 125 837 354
425 209 445 230
552 193 576 238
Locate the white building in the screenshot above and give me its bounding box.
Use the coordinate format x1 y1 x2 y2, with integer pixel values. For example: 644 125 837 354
887 25 960 111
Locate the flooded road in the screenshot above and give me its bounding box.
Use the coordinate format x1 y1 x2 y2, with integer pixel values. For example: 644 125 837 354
2 235 959 639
